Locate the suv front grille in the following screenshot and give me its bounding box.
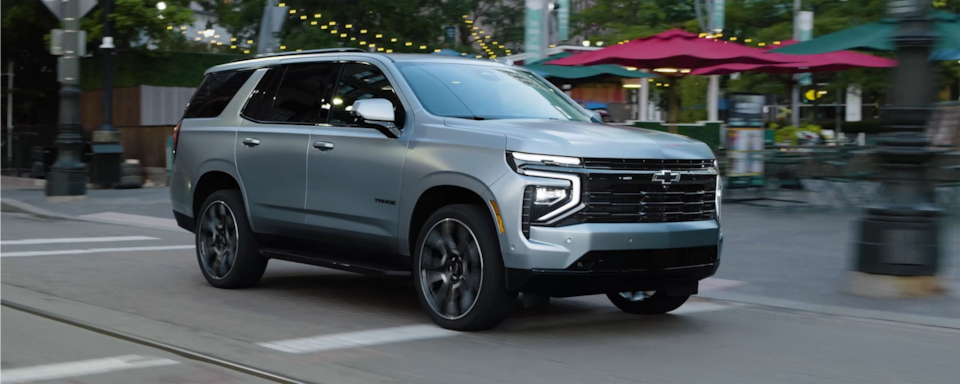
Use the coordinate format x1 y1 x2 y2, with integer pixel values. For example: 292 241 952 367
578 172 717 223
582 158 713 171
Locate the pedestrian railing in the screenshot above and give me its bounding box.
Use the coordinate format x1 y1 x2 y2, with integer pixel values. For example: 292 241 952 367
719 145 960 218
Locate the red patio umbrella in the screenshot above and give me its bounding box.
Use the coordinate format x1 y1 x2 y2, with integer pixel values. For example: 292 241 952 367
545 29 801 69
690 40 897 75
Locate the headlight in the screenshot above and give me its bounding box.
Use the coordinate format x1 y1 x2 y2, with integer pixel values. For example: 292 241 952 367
523 170 581 223
507 151 581 173
714 160 722 222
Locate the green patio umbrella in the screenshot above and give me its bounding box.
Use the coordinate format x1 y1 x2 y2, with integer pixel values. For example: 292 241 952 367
524 52 656 82
770 11 960 57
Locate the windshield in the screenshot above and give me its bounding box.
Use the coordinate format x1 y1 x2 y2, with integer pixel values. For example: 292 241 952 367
396 62 591 122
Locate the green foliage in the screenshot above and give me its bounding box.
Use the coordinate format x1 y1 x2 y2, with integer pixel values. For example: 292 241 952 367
81 0 195 51
679 76 707 123
1 0 60 125
573 0 695 42
80 51 242 91
773 123 822 145
201 0 267 47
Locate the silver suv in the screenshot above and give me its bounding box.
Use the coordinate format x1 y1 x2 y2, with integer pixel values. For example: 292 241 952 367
171 48 723 331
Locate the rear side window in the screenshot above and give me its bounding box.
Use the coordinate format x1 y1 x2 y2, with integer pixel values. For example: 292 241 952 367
183 70 254 119
254 63 341 124
241 67 284 122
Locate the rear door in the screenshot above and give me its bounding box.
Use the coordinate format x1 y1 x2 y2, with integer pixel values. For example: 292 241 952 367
235 62 342 235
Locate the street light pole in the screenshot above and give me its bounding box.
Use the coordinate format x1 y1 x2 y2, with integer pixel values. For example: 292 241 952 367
100 0 115 133
45 0 87 200
850 0 943 297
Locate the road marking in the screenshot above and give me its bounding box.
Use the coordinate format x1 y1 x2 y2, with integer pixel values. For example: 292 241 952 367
258 324 460 354
699 277 745 292
0 355 179 383
79 212 180 230
1 236 158 246
1 245 194 258
672 300 741 314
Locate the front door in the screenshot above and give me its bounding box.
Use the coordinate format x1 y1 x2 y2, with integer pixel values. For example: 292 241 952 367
235 62 342 236
305 61 410 253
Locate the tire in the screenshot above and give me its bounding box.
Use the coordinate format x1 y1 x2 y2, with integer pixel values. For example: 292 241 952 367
606 291 690 315
413 204 517 331
195 189 267 288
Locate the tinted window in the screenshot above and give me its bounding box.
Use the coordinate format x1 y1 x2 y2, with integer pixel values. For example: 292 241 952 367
183 70 254 119
266 63 341 124
241 67 284 122
329 63 404 127
396 63 590 121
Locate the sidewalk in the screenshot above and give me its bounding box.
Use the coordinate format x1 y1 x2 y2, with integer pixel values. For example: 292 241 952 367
2 179 958 320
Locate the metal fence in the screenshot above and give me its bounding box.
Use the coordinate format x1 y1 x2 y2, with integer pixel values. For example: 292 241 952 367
1 125 63 177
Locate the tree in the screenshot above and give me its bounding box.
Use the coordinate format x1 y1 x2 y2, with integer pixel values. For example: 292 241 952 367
2 0 62 126
81 0 195 52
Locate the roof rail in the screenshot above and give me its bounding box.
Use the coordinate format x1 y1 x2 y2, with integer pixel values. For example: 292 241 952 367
231 48 368 62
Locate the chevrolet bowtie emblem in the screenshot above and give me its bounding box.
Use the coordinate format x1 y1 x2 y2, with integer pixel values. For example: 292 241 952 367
652 170 681 185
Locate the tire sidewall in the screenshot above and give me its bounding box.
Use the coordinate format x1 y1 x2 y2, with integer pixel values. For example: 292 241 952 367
195 189 264 288
413 204 514 330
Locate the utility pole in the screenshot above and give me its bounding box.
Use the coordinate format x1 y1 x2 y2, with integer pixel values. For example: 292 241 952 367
791 0 802 128
99 0 115 134
45 0 87 200
707 0 723 122
5 61 13 172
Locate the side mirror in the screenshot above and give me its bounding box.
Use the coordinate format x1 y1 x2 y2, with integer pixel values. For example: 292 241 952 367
588 110 603 123
352 98 401 138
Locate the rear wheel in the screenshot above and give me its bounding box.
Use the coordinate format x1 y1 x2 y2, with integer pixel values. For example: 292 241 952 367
196 189 267 288
606 291 690 315
413 204 517 331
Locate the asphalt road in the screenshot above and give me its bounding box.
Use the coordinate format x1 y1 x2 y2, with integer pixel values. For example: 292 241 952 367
2 212 959 384
1 307 272 384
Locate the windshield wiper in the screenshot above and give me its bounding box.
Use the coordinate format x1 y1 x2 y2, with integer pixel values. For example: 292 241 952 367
449 116 491 120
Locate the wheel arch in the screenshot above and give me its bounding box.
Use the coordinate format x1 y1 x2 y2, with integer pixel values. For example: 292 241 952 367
401 173 502 259
192 169 254 232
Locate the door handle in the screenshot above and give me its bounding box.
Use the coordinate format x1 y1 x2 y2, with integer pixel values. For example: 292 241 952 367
313 141 335 151
242 138 261 147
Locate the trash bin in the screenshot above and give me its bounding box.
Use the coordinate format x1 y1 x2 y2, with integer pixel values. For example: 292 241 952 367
89 142 123 184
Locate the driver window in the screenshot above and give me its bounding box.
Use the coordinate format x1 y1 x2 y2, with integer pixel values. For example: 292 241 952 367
329 63 404 128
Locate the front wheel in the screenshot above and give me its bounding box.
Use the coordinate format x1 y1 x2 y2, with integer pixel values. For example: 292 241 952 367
413 204 517 331
606 291 690 315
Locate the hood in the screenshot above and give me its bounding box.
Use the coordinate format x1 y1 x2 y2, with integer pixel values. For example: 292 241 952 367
443 118 714 159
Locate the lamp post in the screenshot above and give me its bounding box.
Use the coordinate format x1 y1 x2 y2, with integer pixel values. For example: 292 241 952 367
850 0 944 297
90 0 123 187
45 0 87 200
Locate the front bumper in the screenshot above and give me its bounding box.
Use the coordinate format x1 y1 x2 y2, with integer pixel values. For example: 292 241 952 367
507 262 719 297
488 170 723 295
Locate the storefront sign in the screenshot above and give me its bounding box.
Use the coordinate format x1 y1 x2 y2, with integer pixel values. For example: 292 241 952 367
726 93 766 188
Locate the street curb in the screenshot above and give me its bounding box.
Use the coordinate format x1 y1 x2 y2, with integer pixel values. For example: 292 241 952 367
0 198 73 220
1 197 187 234
698 290 960 330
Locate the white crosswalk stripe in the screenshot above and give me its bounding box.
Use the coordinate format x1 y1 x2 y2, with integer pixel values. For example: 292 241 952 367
0 355 179 383
1 245 195 258
1 236 158 246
